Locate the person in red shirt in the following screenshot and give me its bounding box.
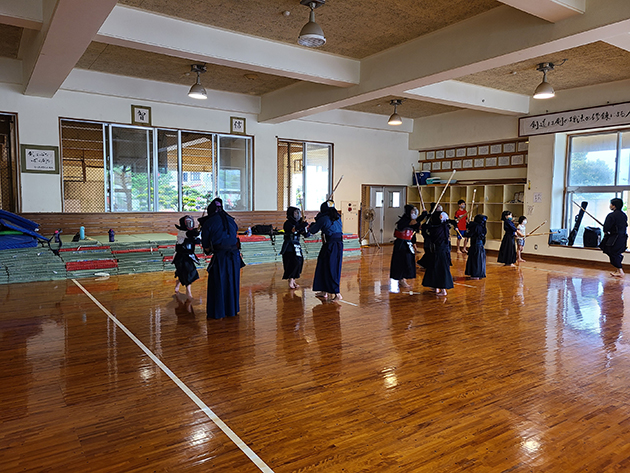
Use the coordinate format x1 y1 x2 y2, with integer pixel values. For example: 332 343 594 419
454 199 469 254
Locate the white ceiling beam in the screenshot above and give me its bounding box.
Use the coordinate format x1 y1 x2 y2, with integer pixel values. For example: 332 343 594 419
403 81 530 116
498 0 585 23
96 5 360 88
604 33 630 51
302 109 414 133
0 0 43 30
22 0 118 97
61 69 260 115
259 0 630 123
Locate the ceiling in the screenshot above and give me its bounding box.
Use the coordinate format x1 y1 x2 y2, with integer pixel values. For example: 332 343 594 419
0 0 629 124
117 0 501 59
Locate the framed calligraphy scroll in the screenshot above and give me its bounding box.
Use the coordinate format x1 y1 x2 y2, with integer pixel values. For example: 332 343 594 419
519 101 630 136
20 145 59 174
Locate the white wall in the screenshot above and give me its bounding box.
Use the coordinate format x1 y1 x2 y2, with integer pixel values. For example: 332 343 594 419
0 77 417 213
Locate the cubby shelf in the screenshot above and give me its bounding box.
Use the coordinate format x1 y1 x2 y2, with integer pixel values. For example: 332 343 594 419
407 182 525 241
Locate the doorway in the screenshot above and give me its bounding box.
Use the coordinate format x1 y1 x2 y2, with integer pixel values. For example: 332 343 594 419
0 113 19 212
362 185 406 245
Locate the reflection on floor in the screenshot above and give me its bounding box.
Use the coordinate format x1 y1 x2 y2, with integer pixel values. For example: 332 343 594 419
1 247 630 472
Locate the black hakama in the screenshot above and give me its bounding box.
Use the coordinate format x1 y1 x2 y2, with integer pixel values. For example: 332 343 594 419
312 236 343 294
201 212 241 319
421 222 454 290
465 222 486 279
497 219 517 265
600 209 628 269
281 216 308 280
390 239 416 280
390 215 419 280
281 240 304 279
173 252 200 286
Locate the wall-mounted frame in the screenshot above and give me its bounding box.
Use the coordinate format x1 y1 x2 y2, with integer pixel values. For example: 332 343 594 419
230 116 246 135
20 144 59 174
131 105 152 126
418 138 528 172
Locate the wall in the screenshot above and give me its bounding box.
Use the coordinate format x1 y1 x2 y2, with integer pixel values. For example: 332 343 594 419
408 79 630 263
0 77 417 214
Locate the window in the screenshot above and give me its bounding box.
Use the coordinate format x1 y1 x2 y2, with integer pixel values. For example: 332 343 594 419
61 119 253 212
277 139 332 211
565 130 630 246
389 191 400 208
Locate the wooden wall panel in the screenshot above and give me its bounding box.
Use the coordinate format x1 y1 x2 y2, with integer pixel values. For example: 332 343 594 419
20 211 319 236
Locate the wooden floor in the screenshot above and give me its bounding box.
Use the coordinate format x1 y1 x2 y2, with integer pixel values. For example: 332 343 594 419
2 247 630 472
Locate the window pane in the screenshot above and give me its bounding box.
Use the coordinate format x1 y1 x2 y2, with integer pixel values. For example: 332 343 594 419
567 191 616 246
375 191 383 208
181 132 214 212
289 144 304 209
156 129 179 211
61 120 105 212
218 136 250 211
390 191 400 208
568 134 616 186
619 132 630 186
304 143 330 211
111 127 152 211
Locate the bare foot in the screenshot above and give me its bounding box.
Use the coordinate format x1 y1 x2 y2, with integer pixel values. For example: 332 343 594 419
470 277 480 280
462 249 468 254
611 272 624 278
175 283 181 294
332 293 343 300
456 250 462 254
437 289 447 296
315 291 328 299
517 258 526 263
400 279 411 288
507 264 516 267
186 287 192 298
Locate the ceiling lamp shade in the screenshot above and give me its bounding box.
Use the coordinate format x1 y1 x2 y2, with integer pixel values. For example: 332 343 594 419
388 99 403 126
298 1 326 48
188 64 207 100
533 62 555 99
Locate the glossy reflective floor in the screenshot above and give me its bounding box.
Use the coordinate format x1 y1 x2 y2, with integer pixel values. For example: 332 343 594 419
2 247 630 472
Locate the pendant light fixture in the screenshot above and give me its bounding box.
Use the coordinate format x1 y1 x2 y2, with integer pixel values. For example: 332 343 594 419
188 64 207 100
298 0 326 48
388 99 403 126
533 62 555 99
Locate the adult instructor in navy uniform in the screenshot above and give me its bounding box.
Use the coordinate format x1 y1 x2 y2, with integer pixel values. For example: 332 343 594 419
600 197 628 278
199 197 241 319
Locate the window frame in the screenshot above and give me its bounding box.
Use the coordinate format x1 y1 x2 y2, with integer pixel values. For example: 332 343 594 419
564 127 630 241
60 118 253 212
277 138 334 211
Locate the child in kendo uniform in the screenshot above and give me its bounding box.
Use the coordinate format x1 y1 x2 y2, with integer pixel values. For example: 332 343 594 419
281 206 310 289
465 214 487 279
497 210 517 267
172 215 201 298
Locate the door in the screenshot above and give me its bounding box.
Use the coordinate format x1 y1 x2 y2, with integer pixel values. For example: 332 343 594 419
0 114 18 212
383 186 406 244
368 186 385 244
366 185 406 244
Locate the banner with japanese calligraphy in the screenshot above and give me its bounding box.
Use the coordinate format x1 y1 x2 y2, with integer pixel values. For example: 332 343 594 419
20 145 59 174
519 102 630 136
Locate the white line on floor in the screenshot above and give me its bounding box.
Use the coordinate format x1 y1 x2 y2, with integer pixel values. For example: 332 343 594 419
454 282 476 288
71 279 274 473
339 299 358 306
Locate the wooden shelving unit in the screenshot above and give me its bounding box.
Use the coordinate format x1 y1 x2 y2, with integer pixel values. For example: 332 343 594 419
407 182 526 241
